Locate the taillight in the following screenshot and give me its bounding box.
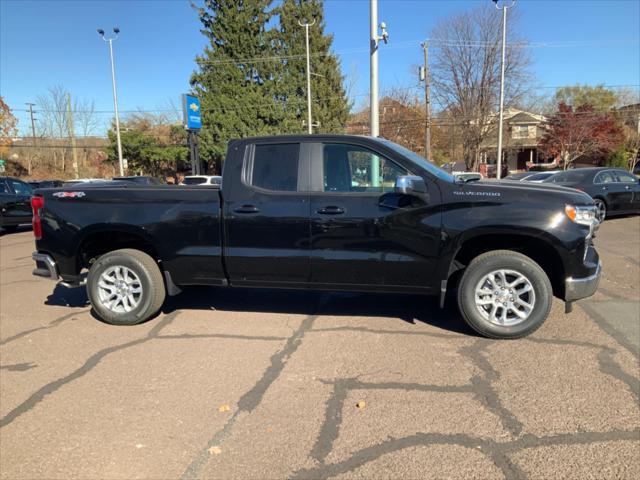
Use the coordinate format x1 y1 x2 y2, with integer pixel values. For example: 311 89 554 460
31 196 44 239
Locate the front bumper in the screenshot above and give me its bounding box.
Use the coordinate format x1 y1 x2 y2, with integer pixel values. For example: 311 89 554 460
565 260 602 302
32 252 59 280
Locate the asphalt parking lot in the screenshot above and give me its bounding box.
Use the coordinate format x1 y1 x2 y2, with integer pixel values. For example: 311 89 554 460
1 217 638 479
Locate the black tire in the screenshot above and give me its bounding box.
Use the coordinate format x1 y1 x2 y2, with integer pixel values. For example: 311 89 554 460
594 198 607 222
1 225 19 233
457 250 553 339
87 248 166 325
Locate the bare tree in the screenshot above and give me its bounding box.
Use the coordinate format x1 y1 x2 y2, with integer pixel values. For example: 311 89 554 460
74 98 99 167
37 85 71 172
430 5 532 169
75 98 99 138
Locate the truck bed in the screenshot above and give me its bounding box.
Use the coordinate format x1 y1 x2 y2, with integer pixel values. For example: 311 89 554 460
35 185 225 286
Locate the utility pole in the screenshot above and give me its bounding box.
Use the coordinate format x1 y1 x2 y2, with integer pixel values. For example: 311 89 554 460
493 0 515 179
66 93 80 179
98 27 125 176
370 0 388 186
26 103 37 175
420 41 431 161
298 19 316 134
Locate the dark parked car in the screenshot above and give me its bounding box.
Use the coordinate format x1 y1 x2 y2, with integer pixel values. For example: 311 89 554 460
543 168 640 222
31 135 601 339
0 176 34 232
113 176 164 185
28 180 64 189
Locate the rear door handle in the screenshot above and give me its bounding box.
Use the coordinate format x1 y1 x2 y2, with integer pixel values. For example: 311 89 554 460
316 206 344 215
625 185 631 190
234 205 260 214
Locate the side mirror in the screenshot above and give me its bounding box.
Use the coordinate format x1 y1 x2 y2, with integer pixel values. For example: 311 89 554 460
395 175 427 196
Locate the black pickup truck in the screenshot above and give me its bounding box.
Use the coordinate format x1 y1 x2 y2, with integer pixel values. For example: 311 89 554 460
30 135 601 338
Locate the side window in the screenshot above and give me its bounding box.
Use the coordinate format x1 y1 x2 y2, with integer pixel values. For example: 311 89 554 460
322 143 408 193
595 171 615 184
247 143 300 192
614 171 637 183
0 180 10 194
9 180 33 195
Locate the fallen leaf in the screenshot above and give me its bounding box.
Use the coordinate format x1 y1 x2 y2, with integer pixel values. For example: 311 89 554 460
356 401 366 409
218 404 231 413
208 446 222 455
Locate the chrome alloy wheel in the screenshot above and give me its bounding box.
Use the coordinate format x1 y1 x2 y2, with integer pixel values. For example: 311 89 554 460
97 265 143 313
594 199 606 223
474 269 536 326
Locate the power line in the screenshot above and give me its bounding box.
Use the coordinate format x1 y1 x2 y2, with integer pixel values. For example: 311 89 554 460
10 83 639 116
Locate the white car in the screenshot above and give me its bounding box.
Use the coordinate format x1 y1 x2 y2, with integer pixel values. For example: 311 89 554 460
181 175 222 187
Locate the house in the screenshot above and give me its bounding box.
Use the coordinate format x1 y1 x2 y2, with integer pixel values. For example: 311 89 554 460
478 108 553 173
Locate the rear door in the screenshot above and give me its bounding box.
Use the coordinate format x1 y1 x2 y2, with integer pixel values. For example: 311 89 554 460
613 170 640 211
594 170 628 212
308 141 441 292
223 141 311 287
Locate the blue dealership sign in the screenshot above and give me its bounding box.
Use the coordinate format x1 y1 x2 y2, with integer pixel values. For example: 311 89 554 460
182 94 202 130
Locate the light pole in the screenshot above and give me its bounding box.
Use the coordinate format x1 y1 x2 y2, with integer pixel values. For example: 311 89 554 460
298 19 316 134
370 0 388 187
97 27 125 176
493 0 515 179
369 0 388 138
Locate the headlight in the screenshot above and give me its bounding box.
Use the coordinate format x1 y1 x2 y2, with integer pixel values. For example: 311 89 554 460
565 204 597 226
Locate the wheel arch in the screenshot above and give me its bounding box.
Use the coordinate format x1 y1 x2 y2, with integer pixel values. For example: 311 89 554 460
447 230 567 298
75 224 161 274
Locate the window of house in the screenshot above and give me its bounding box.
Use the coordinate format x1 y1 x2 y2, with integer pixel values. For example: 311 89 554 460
322 143 408 193
247 143 300 192
512 125 535 139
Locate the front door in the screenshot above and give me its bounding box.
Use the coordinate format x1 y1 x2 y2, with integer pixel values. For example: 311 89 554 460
309 141 441 292
223 141 311 287
4 179 33 221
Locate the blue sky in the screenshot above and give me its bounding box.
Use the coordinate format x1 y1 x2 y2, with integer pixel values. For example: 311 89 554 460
1 0 639 135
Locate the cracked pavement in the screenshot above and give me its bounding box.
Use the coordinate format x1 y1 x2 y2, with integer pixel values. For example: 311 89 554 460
1 217 639 479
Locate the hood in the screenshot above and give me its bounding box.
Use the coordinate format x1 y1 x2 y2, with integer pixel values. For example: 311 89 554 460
457 179 593 205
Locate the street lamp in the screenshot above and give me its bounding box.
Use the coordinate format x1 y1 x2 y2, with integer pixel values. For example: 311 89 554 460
493 0 515 179
298 19 316 134
97 27 125 176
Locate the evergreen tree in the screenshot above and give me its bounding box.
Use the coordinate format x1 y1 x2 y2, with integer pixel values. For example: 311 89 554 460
276 0 349 133
190 0 283 169
191 0 350 171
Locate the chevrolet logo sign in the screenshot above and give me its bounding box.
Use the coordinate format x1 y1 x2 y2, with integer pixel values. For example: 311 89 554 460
189 102 199 112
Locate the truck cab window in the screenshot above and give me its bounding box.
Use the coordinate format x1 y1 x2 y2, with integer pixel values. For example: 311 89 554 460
249 143 300 192
322 143 407 193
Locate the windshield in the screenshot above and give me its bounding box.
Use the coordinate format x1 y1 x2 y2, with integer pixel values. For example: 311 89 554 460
526 172 554 181
544 170 590 184
377 139 455 182
183 177 207 185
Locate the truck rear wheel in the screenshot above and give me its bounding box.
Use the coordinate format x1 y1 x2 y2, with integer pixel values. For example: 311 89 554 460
457 250 552 339
87 249 166 325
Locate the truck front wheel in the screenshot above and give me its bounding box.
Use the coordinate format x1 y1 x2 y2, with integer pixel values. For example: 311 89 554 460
87 249 166 325
457 250 552 339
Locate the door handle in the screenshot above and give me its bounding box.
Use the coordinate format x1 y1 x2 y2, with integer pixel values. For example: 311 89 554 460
316 206 344 215
625 185 631 190
234 205 260 214
602 186 608 191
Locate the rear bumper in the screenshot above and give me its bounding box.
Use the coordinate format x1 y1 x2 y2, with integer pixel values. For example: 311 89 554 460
565 260 602 302
32 252 59 280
